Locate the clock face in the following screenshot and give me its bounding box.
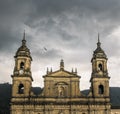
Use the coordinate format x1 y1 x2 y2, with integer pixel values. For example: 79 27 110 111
19 69 24 75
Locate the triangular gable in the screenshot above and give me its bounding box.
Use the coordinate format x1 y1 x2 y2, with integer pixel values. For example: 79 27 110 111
47 69 76 77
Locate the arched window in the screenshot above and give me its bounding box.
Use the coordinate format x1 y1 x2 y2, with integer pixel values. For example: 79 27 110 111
99 85 104 94
20 62 24 69
98 63 103 71
18 84 24 94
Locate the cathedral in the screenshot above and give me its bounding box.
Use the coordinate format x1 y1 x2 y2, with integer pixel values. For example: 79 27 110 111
10 32 111 114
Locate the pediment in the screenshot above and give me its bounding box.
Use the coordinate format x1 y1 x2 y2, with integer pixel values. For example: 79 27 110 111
47 70 76 77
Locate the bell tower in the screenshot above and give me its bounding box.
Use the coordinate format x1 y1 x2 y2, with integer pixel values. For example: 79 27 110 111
90 34 110 97
11 31 33 97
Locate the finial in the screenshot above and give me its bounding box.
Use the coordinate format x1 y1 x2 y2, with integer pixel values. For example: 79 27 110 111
98 33 100 42
47 67 49 74
22 30 26 46
23 30 25 40
97 33 101 48
71 68 73 73
75 68 77 74
60 59 64 70
50 67 52 72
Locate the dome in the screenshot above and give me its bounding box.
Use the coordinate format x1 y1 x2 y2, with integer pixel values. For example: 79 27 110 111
14 32 32 60
92 37 107 59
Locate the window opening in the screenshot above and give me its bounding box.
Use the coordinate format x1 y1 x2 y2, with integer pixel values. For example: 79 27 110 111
98 63 103 71
18 84 24 94
20 62 24 69
99 85 104 94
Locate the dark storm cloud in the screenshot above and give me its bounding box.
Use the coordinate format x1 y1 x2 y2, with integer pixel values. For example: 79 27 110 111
0 0 32 53
27 0 120 17
24 0 120 57
0 0 120 53
26 0 120 25
1 0 120 89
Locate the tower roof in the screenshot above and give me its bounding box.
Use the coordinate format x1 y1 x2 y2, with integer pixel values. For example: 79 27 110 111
15 31 32 60
92 34 107 59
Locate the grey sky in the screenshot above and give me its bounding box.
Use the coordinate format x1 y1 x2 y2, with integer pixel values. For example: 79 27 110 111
0 0 120 90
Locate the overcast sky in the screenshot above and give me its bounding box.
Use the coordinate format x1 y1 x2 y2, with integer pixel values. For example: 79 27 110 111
0 0 120 90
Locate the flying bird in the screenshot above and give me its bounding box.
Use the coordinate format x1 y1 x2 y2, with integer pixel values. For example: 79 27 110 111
44 47 47 51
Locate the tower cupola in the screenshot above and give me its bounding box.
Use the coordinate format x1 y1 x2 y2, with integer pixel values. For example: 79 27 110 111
15 31 32 60
91 34 108 77
92 34 107 60
13 31 33 78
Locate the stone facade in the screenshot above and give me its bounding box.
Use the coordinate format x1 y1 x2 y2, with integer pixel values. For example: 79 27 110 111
10 33 111 114
111 108 120 114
